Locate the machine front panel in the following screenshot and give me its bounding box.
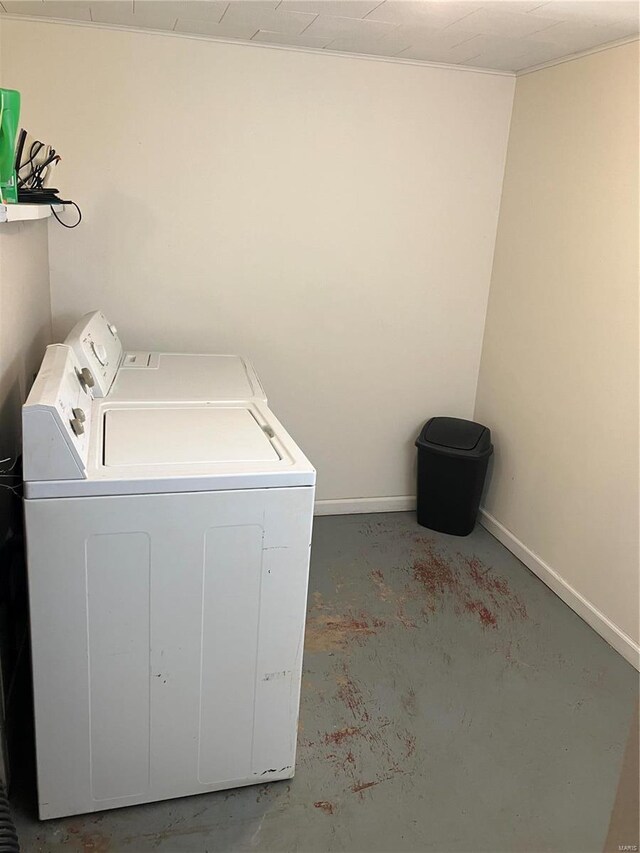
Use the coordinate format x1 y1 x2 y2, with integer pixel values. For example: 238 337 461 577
87 532 151 801
25 486 314 819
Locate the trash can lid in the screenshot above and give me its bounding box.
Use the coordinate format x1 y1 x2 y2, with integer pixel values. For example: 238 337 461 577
416 417 492 457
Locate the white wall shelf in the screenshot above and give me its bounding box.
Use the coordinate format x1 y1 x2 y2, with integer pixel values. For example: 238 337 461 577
0 203 58 223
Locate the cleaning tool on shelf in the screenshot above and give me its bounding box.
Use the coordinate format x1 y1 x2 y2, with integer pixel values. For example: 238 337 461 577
0 89 20 204
13 130 82 227
0 93 82 227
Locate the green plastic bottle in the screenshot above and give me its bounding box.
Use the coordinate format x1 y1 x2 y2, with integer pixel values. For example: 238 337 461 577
0 88 21 204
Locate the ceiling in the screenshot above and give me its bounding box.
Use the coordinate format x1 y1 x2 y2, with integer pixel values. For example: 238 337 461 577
1 0 638 72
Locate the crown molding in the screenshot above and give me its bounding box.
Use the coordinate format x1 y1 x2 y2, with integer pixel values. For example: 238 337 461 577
0 13 515 77
516 34 639 76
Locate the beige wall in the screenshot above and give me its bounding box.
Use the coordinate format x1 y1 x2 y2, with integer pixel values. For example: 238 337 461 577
0 19 52 500
0 220 51 466
475 42 640 655
1 19 514 502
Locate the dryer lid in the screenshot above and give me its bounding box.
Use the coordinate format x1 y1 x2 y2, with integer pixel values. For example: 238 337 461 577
112 352 267 403
104 407 280 467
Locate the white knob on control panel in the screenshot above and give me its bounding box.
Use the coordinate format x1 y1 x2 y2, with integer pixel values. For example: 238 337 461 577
72 407 86 423
91 342 108 366
108 323 118 337
78 367 95 389
70 417 85 436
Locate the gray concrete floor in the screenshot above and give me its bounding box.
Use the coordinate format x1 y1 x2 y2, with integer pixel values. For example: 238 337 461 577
13 512 638 852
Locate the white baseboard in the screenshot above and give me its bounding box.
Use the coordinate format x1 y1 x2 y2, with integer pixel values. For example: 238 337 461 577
314 495 416 516
480 509 640 671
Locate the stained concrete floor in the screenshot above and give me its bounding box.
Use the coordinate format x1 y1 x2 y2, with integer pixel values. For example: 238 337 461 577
13 512 639 853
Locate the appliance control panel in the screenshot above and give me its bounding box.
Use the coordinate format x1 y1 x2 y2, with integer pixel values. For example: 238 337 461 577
121 351 153 368
23 345 94 481
65 310 123 398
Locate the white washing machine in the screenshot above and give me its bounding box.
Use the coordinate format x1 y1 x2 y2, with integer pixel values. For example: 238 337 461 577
65 309 268 403
23 344 315 820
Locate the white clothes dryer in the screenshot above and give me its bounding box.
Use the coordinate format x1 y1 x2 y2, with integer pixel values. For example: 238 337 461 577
65 310 268 403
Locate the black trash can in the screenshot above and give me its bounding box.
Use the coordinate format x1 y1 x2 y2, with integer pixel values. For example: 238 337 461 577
415 417 493 536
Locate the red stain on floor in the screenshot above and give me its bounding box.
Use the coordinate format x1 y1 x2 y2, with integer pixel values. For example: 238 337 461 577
337 669 370 724
464 554 528 620
305 592 387 652
402 733 417 757
351 780 378 793
467 557 510 595
323 726 362 745
464 599 497 628
369 569 417 628
367 544 526 634
370 569 394 602
300 528 533 809
407 538 528 629
413 550 459 598
321 664 418 799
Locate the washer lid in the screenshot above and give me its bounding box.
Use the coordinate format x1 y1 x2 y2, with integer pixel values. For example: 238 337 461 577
104 407 280 467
